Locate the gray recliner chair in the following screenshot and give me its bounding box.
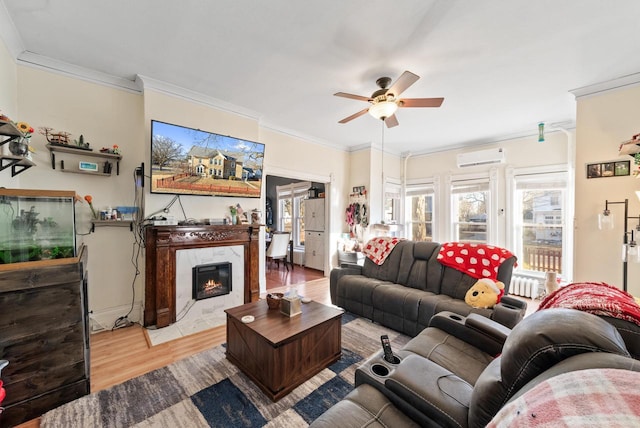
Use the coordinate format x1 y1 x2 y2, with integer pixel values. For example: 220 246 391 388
311 309 640 428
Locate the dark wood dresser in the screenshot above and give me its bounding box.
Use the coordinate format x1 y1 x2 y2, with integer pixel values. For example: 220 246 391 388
0 245 90 427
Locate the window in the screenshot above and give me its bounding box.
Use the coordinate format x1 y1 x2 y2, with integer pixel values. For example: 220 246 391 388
451 180 489 244
276 182 310 248
406 184 435 241
384 181 401 224
511 171 568 276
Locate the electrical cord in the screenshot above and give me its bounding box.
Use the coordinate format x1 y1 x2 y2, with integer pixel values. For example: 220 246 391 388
111 166 145 330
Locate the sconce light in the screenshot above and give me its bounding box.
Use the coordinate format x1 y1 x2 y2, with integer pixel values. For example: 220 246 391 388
538 122 545 143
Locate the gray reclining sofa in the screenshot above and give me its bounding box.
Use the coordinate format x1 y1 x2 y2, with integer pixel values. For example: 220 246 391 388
330 240 526 335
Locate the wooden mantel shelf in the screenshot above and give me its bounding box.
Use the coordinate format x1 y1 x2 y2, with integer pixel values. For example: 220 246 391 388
144 224 260 328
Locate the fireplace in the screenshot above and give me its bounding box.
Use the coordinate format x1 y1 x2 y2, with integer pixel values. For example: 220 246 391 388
144 224 260 328
192 262 232 301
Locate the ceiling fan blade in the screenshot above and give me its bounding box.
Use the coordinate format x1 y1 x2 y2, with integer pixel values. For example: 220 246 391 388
384 114 399 128
338 107 370 124
386 71 420 98
334 92 371 102
399 97 444 108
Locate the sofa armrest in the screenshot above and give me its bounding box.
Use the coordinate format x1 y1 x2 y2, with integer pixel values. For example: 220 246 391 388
329 265 363 305
490 296 528 328
385 354 472 428
428 311 509 356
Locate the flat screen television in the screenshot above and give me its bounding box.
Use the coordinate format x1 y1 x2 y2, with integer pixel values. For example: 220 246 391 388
150 120 265 198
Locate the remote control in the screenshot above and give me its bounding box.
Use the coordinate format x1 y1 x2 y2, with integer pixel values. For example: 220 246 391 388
381 335 394 363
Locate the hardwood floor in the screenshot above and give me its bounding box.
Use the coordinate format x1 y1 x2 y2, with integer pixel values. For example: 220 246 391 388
15 272 536 428
265 264 325 290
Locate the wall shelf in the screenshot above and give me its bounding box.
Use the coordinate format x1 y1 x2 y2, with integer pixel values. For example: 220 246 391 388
0 120 36 176
91 220 133 232
60 169 113 177
0 155 35 176
46 143 122 175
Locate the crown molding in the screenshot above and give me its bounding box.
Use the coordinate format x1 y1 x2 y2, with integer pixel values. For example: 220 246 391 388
258 119 347 152
136 75 354 153
136 74 261 120
17 51 141 93
570 73 640 98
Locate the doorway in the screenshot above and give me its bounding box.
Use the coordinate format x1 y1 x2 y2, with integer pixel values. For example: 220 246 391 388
264 174 328 289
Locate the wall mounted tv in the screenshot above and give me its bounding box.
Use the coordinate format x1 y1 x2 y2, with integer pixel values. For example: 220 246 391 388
150 120 265 198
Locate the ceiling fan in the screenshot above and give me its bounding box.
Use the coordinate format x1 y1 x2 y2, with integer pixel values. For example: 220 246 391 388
334 70 444 128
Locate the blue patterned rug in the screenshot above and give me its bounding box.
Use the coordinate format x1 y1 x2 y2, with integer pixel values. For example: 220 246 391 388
41 314 409 427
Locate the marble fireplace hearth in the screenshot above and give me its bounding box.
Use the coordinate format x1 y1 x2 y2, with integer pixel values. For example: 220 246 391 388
144 224 260 330
146 245 245 345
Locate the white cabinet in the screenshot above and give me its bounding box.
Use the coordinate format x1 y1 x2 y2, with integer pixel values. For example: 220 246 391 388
305 198 325 232
305 231 325 271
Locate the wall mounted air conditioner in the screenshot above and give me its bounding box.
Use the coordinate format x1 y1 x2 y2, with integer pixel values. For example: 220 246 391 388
456 147 505 168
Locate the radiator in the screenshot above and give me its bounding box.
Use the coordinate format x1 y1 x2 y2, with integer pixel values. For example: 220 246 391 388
510 275 543 298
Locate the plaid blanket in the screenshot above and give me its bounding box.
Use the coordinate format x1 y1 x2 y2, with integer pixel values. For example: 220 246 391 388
488 368 640 427
436 242 516 280
538 282 640 327
363 237 404 265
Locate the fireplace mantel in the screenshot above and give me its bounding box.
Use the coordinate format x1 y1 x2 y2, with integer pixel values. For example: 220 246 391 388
144 224 260 328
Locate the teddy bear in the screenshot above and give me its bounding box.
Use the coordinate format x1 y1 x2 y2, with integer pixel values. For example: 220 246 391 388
465 278 505 309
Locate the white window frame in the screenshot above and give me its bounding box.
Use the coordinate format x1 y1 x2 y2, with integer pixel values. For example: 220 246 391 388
384 178 402 224
405 179 437 242
446 170 498 244
506 165 572 281
276 181 310 249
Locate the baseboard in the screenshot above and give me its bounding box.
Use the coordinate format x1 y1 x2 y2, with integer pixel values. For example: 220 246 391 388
89 302 143 333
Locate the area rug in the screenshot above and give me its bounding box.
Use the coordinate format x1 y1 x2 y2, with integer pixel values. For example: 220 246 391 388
41 313 409 427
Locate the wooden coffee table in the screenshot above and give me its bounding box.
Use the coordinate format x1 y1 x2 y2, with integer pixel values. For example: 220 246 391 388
225 299 344 401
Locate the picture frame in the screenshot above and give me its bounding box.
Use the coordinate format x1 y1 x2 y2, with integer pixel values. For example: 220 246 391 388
587 160 630 179
615 160 631 176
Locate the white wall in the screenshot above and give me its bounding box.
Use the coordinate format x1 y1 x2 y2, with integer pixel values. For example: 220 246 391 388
574 83 640 296
0 36 17 158
13 65 145 328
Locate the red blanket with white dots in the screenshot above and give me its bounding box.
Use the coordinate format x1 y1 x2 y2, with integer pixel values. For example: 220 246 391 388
538 281 640 327
436 242 516 280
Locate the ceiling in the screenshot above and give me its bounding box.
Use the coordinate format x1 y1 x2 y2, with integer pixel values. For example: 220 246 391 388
3 0 640 155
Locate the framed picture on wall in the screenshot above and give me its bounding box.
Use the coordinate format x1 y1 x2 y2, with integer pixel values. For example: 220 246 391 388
615 160 631 176
587 160 630 178
587 163 601 178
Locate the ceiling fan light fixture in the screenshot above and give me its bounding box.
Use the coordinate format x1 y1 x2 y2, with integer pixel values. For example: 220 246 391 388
369 100 398 120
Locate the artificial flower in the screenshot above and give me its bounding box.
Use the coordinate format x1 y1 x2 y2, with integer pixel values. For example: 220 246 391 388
16 121 34 138
84 195 98 219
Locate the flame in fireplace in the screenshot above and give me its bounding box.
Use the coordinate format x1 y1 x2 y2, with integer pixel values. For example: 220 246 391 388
203 279 223 293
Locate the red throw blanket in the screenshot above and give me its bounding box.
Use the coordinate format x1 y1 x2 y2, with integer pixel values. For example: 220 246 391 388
538 282 640 327
363 237 404 265
436 242 516 280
